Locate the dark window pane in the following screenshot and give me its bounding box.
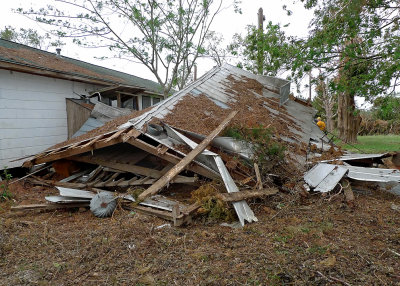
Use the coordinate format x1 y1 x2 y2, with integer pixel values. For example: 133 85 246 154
153 97 161 105
142 96 151 109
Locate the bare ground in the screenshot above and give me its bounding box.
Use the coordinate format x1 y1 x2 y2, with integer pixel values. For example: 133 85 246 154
1 181 400 286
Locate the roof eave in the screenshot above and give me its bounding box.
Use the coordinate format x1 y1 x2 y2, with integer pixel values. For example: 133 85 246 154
0 59 121 86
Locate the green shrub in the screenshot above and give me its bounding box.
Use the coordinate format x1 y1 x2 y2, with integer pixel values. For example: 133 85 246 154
224 125 286 174
0 167 13 201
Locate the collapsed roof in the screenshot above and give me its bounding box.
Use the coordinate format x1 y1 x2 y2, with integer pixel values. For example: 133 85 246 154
21 64 327 225
24 64 324 169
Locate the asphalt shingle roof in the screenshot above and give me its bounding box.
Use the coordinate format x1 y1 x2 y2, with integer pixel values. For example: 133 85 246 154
0 39 163 94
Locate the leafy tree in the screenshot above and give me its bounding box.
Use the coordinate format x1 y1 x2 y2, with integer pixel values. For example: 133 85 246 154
229 21 296 76
18 0 239 97
0 25 64 50
289 0 400 142
372 94 400 121
203 31 227 67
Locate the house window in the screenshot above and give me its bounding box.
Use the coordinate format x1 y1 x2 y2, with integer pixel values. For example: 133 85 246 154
153 97 161 105
142 96 151 109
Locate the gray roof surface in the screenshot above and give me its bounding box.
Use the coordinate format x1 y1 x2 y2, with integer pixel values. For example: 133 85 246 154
0 39 163 93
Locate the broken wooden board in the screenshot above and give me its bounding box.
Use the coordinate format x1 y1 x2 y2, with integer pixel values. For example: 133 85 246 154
138 111 238 200
129 203 199 227
11 202 89 211
216 188 278 202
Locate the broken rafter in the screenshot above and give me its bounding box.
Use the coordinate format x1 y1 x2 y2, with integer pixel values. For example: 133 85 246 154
23 134 126 167
69 156 163 179
28 174 196 189
122 128 141 142
126 136 219 180
138 111 238 200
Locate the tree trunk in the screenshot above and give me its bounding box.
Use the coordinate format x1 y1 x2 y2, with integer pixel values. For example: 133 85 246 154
337 92 359 143
325 103 334 133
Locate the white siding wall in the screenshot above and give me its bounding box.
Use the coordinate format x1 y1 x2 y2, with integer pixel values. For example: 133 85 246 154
0 70 100 169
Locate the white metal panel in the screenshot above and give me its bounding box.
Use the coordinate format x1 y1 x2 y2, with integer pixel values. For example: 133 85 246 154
346 165 400 182
320 153 390 163
304 163 337 188
314 165 348 193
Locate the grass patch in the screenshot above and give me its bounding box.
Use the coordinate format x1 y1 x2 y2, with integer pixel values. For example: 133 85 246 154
335 135 400 153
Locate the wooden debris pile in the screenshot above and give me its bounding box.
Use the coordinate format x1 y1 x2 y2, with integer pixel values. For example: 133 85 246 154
12 64 324 226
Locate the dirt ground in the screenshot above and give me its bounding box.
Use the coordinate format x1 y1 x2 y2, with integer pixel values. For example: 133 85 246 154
1 181 400 286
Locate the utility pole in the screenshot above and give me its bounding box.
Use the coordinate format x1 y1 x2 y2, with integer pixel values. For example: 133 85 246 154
258 8 264 30
257 8 265 75
194 65 197 81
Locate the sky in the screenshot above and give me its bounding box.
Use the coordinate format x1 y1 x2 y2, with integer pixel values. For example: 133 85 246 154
0 0 318 97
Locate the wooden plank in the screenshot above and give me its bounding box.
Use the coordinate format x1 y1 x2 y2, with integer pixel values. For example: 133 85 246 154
104 128 128 143
122 128 142 142
116 92 122 108
126 137 219 180
11 202 89 211
29 177 87 189
138 111 237 200
181 202 201 215
157 145 169 155
216 188 279 202
106 177 125 187
172 204 180 226
60 170 89 182
69 156 163 178
85 166 103 182
254 163 263 190
28 136 124 165
79 135 104 149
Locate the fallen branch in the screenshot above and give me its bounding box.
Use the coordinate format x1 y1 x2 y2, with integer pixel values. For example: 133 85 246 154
316 271 352 286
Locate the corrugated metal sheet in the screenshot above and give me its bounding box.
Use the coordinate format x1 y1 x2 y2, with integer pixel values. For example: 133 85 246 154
72 117 104 138
320 153 391 163
304 163 348 193
345 165 400 182
305 163 400 193
122 64 324 167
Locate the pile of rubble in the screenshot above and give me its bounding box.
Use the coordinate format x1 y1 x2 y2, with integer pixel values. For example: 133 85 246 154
11 64 400 226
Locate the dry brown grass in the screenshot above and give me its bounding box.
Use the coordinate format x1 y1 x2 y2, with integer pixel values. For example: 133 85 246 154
1 181 400 285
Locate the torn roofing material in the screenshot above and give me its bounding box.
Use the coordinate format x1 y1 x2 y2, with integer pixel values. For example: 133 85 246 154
304 163 400 193
345 165 400 182
320 153 393 163
122 63 323 166
24 63 323 170
304 163 348 193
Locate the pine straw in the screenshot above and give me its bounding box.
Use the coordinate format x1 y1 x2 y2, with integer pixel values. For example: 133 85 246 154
1 181 400 285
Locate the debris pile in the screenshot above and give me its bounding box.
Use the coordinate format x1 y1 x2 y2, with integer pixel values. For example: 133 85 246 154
11 64 400 227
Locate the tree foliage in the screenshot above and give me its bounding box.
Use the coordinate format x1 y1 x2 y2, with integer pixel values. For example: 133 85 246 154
0 25 64 50
18 0 237 96
292 0 400 100
229 22 296 76
372 94 400 121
